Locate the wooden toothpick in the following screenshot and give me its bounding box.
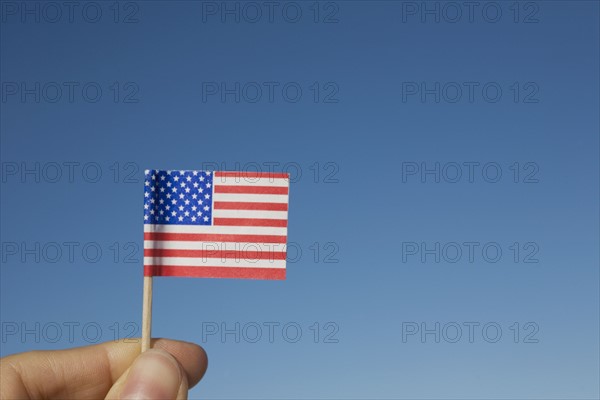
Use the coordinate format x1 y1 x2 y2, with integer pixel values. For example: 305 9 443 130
141 276 153 352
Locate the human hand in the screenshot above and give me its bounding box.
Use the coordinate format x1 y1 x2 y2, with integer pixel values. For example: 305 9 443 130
0 338 208 400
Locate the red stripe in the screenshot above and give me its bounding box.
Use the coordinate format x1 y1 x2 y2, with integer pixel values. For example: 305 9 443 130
213 218 287 227
145 249 287 260
144 265 285 280
214 201 288 211
215 171 289 179
144 232 287 243
214 185 288 195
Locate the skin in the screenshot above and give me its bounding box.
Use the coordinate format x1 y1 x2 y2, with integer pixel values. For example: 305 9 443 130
0 338 208 400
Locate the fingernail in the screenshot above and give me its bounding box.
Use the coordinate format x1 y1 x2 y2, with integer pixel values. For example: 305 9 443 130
121 349 182 400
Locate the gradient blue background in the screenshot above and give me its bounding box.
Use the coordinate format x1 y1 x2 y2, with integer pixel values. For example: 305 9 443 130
1 1 599 399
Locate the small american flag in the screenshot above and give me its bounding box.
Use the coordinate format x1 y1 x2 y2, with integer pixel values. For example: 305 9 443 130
143 169 289 280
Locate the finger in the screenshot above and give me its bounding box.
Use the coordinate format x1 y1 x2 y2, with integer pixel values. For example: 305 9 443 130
0 338 207 400
150 338 207 388
104 348 189 400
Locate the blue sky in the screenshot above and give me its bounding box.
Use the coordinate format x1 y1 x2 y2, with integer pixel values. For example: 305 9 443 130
1 1 599 399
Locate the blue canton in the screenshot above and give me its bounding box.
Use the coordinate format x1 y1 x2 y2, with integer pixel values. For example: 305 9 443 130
144 170 213 225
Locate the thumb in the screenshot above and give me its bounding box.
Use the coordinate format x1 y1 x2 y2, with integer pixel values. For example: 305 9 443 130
105 348 188 400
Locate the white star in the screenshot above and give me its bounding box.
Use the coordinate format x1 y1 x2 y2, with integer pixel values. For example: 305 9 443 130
185 199 190 205
160 175 166 181
205 171 211 175
206 183 211 188
172 187 177 193
192 194 197 199
160 187 165 193
150 186 155 191
166 181 172 187
179 170 186 175
178 216 184 221
150 209 155 215
171 199 177 205
198 188 204 193
174 176 179 182
192 171 198 176
180 182 186 188
165 205 170 210
145 181 150 186
186 176 192 182
159 199 164 204
150 198 155 204
166 193 171 198
144 204 149 209
159 210 164 215
184 211 190 217
185 187 190 193
152 174 156 180
171 211 177 217
165 216 170 221
203 205 209 211
199 176 205 182
191 216 197 222
203 216 209 221
144 192 149 198
204 194 210 199
192 205 197 211
144 215 148 220
178 206 184 211
145 170 150 175
179 193 184 199
197 211 202 216
193 182 199 188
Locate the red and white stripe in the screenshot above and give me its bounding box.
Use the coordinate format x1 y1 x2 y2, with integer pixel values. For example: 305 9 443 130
144 171 289 280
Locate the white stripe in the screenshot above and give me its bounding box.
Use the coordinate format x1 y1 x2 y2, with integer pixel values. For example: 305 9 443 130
213 177 289 187
144 256 286 268
144 224 287 235
212 209 288 219
213 193 288 203
145 241 287 252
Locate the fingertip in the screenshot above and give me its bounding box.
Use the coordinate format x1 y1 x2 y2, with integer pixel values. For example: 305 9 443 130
151 338 208 388
120 348 184 400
